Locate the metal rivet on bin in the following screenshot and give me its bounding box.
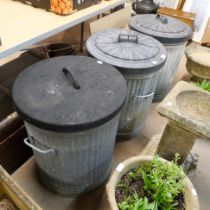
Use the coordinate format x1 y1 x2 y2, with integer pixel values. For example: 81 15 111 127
161 54 166 59
97 60 103 64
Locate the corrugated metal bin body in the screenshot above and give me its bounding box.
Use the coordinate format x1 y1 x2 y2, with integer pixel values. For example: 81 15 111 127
118 72 159 137
25 116 119 195
86 29 167 139
12 56 127 196
129 14 192 101
155 43 186 100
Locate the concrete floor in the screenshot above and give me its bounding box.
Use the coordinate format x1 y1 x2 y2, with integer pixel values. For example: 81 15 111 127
5 25 209 209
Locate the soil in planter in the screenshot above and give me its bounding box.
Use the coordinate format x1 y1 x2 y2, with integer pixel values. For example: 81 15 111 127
115 169 185 210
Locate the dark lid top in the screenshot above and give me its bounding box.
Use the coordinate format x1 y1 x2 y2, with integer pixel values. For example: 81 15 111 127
129 14 193 44
12 56 127 132
86 28 167 74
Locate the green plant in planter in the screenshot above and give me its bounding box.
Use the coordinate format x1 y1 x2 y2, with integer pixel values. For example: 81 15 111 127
196 80 210 92
118 195 158 210
116 154 185 210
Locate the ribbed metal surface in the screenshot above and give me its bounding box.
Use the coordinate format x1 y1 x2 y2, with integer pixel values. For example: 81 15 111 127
129 15 192 44
154 43 186 101
24 115 119 196
86 28 167 74
117 72 159 139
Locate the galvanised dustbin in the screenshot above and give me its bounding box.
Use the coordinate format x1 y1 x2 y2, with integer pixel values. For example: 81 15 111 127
86 29 167 140
12 56 127 196
129 14 192 101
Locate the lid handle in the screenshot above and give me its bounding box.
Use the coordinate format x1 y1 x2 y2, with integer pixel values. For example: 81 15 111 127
62 67 81 90
156 14 168 24
118 34 138 43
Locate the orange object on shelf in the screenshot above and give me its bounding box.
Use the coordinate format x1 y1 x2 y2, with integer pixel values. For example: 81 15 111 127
15 0 99 16
51 0 73 15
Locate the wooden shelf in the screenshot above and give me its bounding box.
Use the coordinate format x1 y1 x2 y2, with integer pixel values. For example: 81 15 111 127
0 0 125 59
157 7 196 28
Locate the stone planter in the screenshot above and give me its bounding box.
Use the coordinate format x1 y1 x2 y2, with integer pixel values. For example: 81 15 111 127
185 45 210 81
106 156 199 210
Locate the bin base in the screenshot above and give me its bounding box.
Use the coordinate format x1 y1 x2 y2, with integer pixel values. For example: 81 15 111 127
116 124 144 141
36 164 112 197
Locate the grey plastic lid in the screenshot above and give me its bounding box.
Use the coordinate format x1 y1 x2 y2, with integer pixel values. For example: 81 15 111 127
86 28 167 75
12 56 127 132
129 14 193 44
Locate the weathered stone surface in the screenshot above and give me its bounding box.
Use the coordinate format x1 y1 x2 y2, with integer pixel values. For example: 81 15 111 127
177 90 210 121
156 121 197 164
157 81 210 139
185 45 210 81
141 135 160 156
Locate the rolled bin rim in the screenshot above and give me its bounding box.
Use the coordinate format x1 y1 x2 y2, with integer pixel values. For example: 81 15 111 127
88 51 167 75
14 101 125 132
106 155 200 210
129 14 193 45
130 25 190 45
12 56 127 132
86 28 167 75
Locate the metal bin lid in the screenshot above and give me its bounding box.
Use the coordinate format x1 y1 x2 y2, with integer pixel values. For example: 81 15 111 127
129 14 193 44
12 56 127 132
86 28 167 75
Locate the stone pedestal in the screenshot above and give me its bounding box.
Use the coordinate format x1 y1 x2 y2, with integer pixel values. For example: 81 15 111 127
156 121 197 164
155 81 210 164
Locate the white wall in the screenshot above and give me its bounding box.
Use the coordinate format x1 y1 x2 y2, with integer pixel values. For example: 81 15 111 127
183 0 210 43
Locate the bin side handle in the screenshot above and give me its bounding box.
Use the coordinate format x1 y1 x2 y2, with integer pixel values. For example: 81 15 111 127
24 137 55 154
134 92 154 99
